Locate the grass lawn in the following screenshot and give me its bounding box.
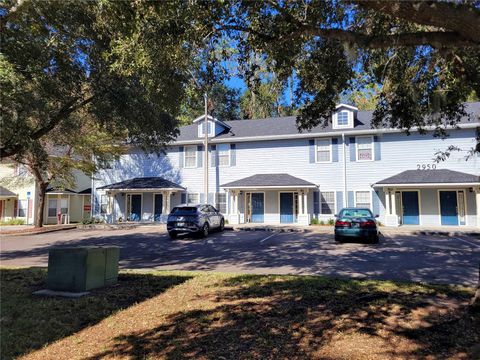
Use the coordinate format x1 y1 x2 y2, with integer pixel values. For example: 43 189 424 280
1 267 479 360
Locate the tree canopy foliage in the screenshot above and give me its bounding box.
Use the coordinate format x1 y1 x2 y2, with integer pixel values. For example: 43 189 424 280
1 0 479 159
219 0 479 141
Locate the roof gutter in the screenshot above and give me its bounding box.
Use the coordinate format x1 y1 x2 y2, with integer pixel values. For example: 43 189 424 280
171 123 479 146
372 182 480 188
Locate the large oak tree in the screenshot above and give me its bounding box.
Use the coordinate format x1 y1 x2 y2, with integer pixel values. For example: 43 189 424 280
220 0 480 154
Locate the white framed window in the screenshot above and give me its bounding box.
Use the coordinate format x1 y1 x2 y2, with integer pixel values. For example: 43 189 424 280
18 200 27 217
337 111 349 126
333 110 353 129
100 195 108 214
320 192 335 214
216 193 227 213
355 191 371 209
48 199 57 217
217 144 230 166
187 193 199 204
315 138 332 163
184 145 197 168
356 136 374 161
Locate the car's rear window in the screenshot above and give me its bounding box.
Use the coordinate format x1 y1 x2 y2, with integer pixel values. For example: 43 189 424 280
339 209 373 218
171 207 197 214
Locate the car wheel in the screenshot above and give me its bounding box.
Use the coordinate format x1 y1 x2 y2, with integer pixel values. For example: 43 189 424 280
371 235 379 244
334 235 343 243
169 232 177 240
200 223 209 238
219 219 225 232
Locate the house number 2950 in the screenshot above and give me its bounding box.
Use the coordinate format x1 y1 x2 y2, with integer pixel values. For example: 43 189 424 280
417 164 437 170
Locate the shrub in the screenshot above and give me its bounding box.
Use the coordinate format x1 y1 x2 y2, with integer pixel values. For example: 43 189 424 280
377 221 383 227
327 218 335 226
224 219 229 225
0 218 26 226
310 218 319 225
319 220 325 225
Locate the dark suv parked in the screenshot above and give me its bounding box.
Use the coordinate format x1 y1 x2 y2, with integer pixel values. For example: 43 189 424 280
167 204 225 239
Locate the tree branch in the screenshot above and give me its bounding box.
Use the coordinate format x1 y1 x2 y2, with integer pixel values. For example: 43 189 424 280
356 0 480 44
221 24 476 48
0 94 98 159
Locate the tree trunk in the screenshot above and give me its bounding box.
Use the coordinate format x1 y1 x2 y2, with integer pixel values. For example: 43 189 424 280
31 168 48 228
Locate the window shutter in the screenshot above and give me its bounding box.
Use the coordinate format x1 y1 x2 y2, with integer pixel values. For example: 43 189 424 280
313 191 320 214
211 145 217 167
374 136 381 161
230 144 236 166
349 137 356 162
309 140 315 163
178 146 184 168
347 191 355 207
336 191 343 212
181 193 187 204
200 193 205 203
197 145 203 167
372 190 380 216
332 138 339 162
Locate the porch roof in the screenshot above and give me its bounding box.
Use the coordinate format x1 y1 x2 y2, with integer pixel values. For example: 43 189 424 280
97 177 185 191
46 187 77 195
0 186 17 198
374 169 480 187
221 173 317 189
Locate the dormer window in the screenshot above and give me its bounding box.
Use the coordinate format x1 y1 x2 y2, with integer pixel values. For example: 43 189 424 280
337 111 349 126
332 104 357 129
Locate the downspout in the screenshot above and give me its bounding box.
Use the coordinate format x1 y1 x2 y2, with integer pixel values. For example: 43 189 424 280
342 133 347 207
91 154 95 219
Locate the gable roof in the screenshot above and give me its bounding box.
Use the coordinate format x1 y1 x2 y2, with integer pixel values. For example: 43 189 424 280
97 177 185 191
221 173 317 189
174 102 479 144
192 114 231 129
374 169 480 186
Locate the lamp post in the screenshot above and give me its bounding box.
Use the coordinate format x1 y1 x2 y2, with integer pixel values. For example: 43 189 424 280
204 93 209 204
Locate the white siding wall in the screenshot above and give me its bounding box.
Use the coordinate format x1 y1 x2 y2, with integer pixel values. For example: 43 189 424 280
93 127 479 226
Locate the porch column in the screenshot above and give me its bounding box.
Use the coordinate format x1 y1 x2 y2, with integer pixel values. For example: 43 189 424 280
391 190 396 216
165 191 171 214
229 190 240 224
298 190 304 215
476 188 480 228
108 192 115 224
303 191 308 215
385 189 391 215
161 191 167 214
384 188 399 227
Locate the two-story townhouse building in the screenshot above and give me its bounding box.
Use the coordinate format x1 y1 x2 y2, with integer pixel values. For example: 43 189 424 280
93 103 480 228
0 162 92 225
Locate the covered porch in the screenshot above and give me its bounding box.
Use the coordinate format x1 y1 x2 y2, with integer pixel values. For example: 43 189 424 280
222 174 318 226
96 177 185 223
374 170 479 227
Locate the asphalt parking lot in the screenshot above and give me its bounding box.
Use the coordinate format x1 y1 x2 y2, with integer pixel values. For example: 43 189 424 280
1 226 479 285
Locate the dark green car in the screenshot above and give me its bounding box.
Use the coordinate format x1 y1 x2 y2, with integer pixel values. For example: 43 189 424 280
334 208 379 244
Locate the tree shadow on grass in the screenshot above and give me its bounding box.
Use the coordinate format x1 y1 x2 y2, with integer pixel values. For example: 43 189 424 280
0 267 192 360
87 274 479 360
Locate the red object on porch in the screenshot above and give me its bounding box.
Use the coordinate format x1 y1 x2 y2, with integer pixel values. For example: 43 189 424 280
57 211 62 224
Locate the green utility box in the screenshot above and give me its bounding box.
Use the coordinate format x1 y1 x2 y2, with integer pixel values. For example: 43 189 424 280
46 247 119 292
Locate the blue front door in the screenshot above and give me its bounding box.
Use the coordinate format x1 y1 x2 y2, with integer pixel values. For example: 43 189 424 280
440 191 458 225
251 193 264 223
130 194 142 221
402 191 419 225
280 193 294 223
154 194 163 221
